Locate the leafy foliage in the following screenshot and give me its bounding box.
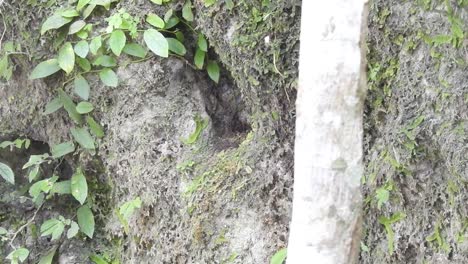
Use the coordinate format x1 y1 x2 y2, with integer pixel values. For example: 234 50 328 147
0 162 14 184
3 0 222 261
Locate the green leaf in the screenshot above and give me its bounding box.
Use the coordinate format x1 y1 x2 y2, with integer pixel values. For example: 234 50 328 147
123 43 147 58
194 48 205 69
86 116 105 138
29 59 61 79
41 14 72 35
197 33 208 52
68 20 86 35
90 0 111 9
22 154 49 169
6 248 29 263
175 31 185 42
164 17 180 29
90 255 109 264
225 0 234 9
149 0 162 4
51 141 75 158
58 42 75 74
71 127 95 150
164 9 173 22
182 115 209 144
50 180 71 194
375 188 389 210
29 176 58 199
67 221 80 238
28 165 40 182
71 168 88 204
59 89 83 124
146 13 165 29
77 205 95 238
0 162 14 184
77 0 91 10
83 4 96 19
93 55 117 67
43 97 63 115
207 60 220 83
0 227 7 235
74 40 89 58
99 68 118 87
270 248 287 264
76 102 94 114
167 38 186 56
74 75 90 100
89 36 102 55
182 1 194 22
59 9 80 18
144 29 169 58
204 0 217 7
40 218 65 240
38 248 56 264
109 29 126 56
119 197 142 220
76 57 92 71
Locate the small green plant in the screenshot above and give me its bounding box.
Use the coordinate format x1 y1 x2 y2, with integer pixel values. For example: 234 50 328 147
378 212 406 254
116 197 142 234
426 220 451 253
1 0 221 262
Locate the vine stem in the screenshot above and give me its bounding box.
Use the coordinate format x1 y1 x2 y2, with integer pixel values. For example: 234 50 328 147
170 54 197 70
9 204 43 250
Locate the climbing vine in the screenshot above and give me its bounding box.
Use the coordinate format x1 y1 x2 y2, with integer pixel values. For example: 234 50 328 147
0 0 220 262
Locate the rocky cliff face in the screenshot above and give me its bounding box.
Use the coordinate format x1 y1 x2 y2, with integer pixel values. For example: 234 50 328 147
0 0 466 263
1 0 298 263
362 0 467 263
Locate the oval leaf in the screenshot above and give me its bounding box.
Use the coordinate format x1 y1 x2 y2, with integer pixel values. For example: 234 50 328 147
207 60 220 83
59 9 80 18
71 127 95 150
76 102 94 114
144 29 169 58
197 33 208 52
167 38 186 56
123 43 147 58
68 20 86 35
71 168 88 204
74 75 90 100
77 205 95 238
146 13 165 29
194 48 205 69
99 68 118 87
77 0 91 11
41 14 72 35
6 248 29 262
29 59 61 79
67 221 79 238
59 89 83 124
182 1 194 22
93 55 117 67
86 116 105 138
43 97 63 115
74 40 89 58
76 57 91 72
58 42 75 74
0 162 14 184
38 248 56 264
51 141 75 158
109 29 126 56
89 36 102 55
